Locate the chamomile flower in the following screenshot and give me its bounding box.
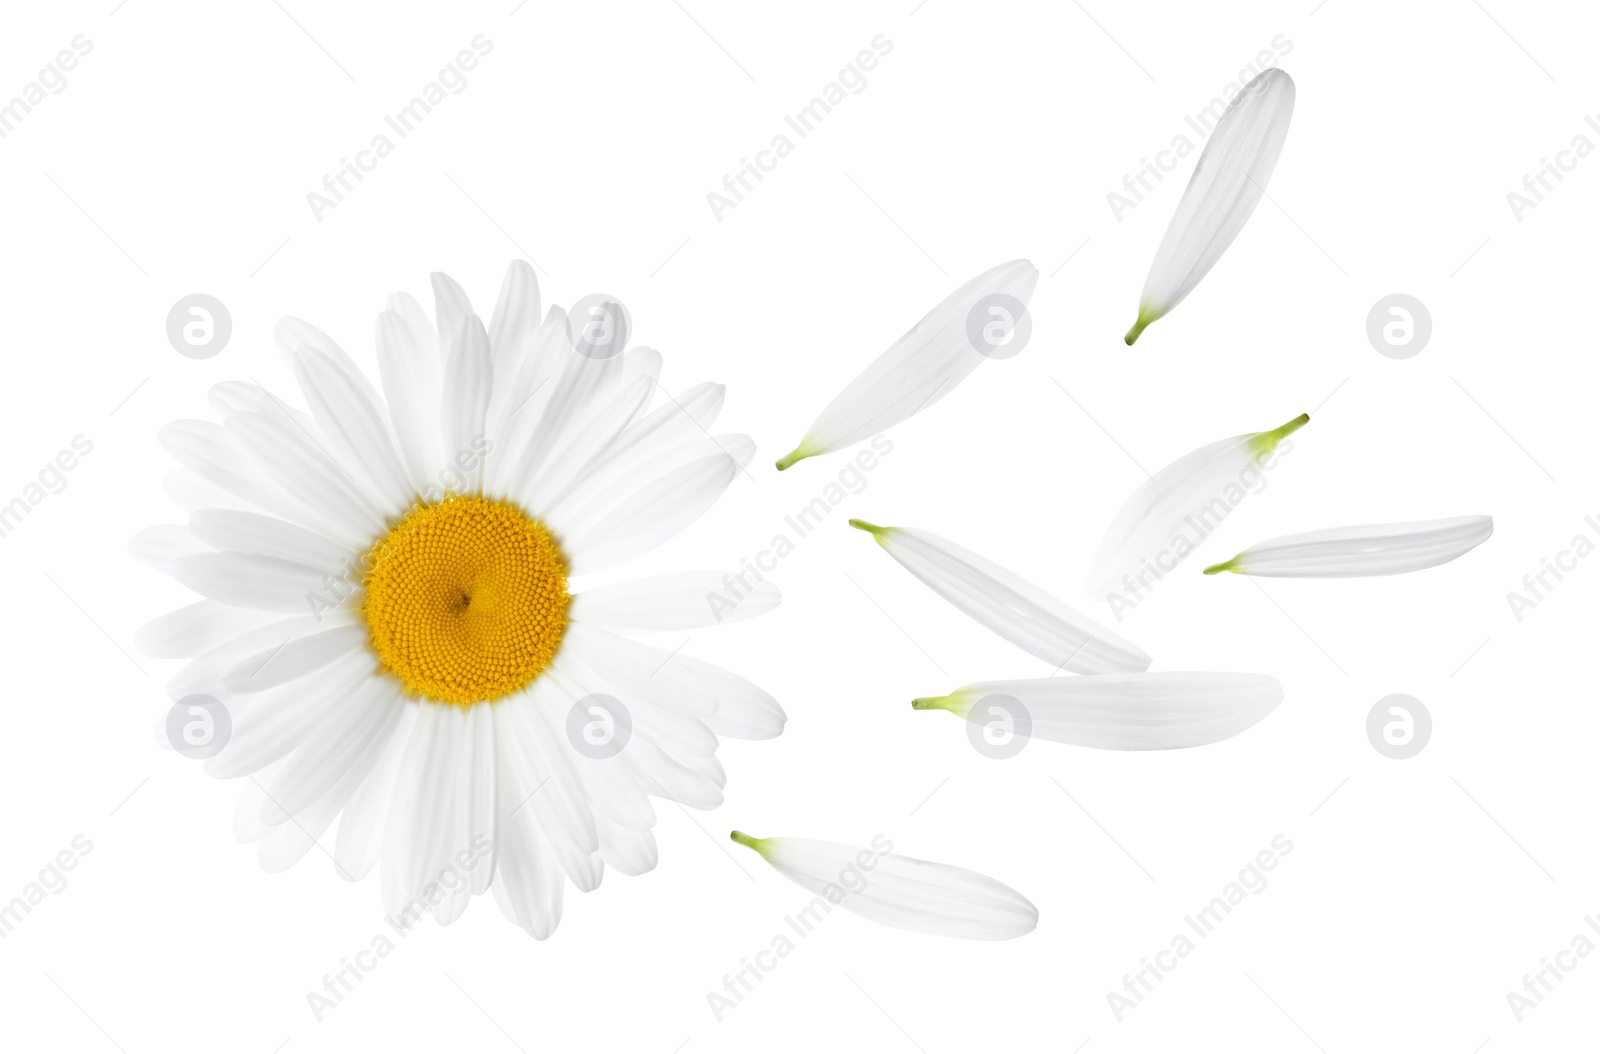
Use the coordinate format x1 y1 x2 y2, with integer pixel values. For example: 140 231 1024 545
134 262 785 939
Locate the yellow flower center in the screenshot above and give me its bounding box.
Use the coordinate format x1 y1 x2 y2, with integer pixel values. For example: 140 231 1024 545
360 495 571 706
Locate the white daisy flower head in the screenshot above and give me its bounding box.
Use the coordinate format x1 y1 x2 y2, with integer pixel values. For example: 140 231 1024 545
135 261 786 939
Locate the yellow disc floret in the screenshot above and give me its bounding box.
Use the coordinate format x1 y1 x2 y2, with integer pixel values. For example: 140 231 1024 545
360 495 571 706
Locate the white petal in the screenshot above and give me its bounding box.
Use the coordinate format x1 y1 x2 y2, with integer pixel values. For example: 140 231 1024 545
208 381 316 433
484 308 568 489
221 622 370 693
334 704 415 882
381 704 489 915
636 706 720 765
431 703 499 922
621 345 662 387
593 382 724 479
256 715 395 874
595 819 657 876
852 520 1149 674
497 341 624 504
494 684 601 887
158 420 344 540
572 570 780 631
164 468 249 514
188 509 354 570
376 308 445 492
440 315 494 493
543 432 743 535
165 615 324 701
733 833 1037 940
431 272 473 362
274 316 362 381
522 374 653 508
171 551 336 613
689 659 787 741
1125 68 1295 344
1206 515 1494 578
263 677 403 822
560 444 747 574
623 734 722 810
1086 413 1307 601
233 768 279 842
129 524 207 574
538 654 658 830
777 260 1038 469
487 260 542 379
205 652 371 778
386 291 437 360
293 348 415 508
133 600 269 659
559 627 785 741
916 671 1283 750
540 659 723 812
490 721 567 940
557 624 716 720
226 411 388 540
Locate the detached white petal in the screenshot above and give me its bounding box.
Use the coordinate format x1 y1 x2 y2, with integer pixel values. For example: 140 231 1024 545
850 519 1150 674
1205 515 1493 578
776 260 1038 470
915 671 1282 750
1086 413 1307 601
1125 68 1296 344
731 832 1037 941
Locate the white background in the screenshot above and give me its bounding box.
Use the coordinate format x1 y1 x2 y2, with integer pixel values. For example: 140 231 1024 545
0 0 1595 1050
